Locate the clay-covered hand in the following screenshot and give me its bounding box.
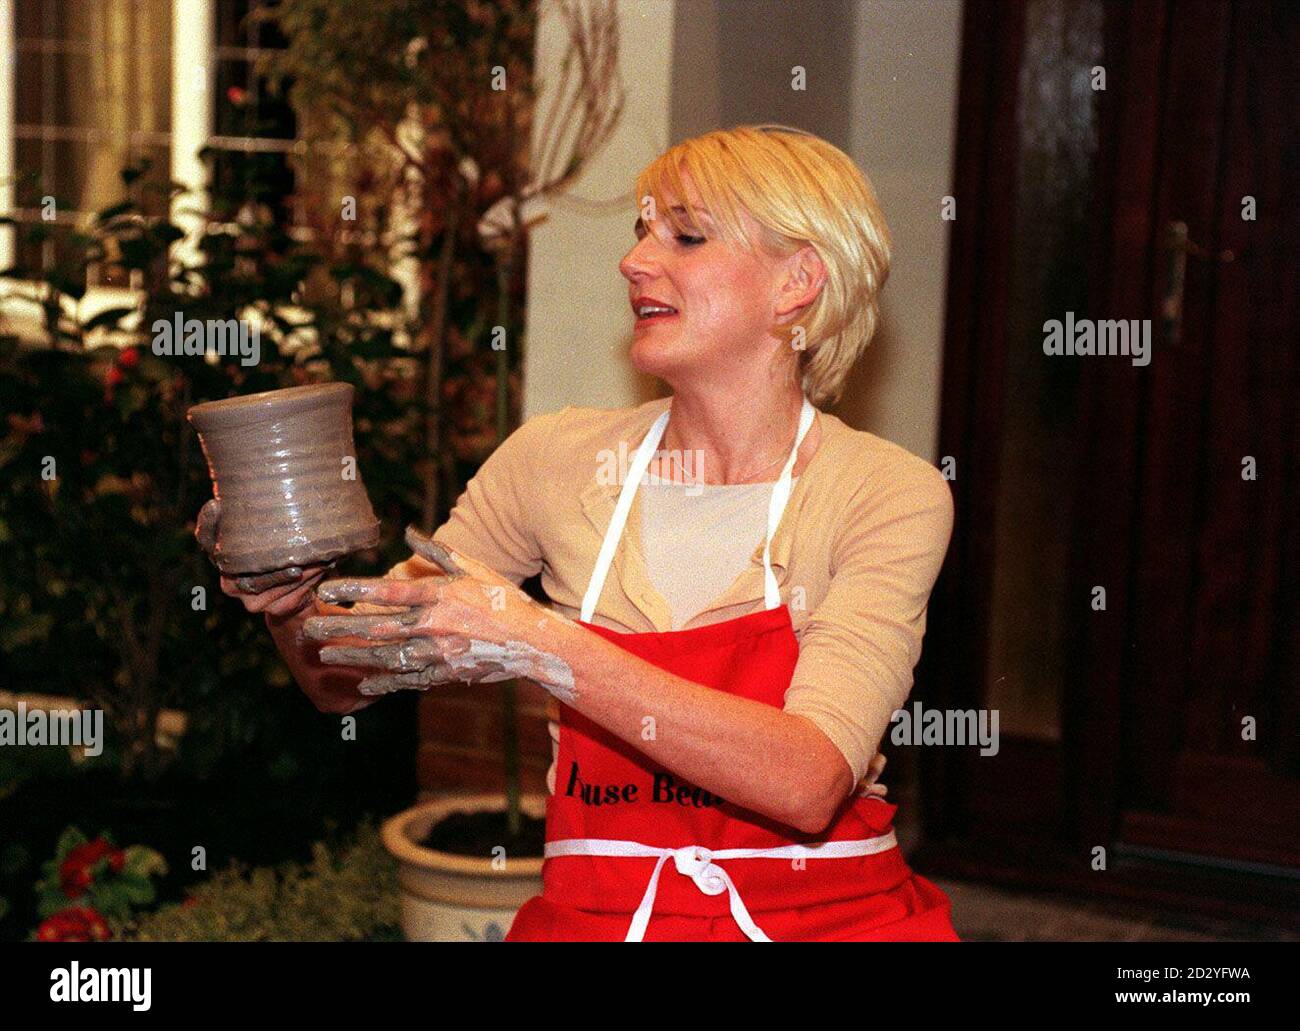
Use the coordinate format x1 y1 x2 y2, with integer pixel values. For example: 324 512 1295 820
315 637 565 696
303 526 579 700
218 563 335 616
197 497 336 615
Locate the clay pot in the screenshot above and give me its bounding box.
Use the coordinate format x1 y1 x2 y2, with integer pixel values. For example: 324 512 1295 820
188 383 381 575
381 794 546 942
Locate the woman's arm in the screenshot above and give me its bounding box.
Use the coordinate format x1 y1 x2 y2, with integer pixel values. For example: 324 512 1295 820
308 538 858 835
538 456 953 833
529 614 856 834
783 454 956 789
307 445 952 833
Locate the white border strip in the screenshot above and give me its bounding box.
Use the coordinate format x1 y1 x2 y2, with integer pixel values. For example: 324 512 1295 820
170 0 214 272
0 0 15 270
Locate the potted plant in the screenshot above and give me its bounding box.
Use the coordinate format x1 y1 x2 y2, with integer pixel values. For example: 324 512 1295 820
380 793 548 941
264 0 623 939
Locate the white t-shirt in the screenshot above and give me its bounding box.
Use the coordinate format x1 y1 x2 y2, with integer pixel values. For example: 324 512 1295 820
544 478 796 793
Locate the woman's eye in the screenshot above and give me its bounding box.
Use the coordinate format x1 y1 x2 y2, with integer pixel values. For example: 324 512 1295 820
675 234 706 246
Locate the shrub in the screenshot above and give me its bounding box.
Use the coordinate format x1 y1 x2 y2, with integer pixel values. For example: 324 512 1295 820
121 822 400 942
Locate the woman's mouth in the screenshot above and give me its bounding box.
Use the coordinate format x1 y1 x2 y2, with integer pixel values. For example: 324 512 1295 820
636 309 678 323
633 297 679 322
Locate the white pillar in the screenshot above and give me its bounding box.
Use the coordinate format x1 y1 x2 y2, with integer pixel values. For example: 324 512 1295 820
0 0 15 270
170 0 213 273
846 0 964 463
522 0 678 418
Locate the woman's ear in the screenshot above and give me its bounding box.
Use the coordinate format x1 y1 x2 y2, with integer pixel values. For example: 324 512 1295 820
773 244 828 322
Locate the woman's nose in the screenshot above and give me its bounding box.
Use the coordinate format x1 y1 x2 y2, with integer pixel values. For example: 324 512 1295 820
619 234 661 282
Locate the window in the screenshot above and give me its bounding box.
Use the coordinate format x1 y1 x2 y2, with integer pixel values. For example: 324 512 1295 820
0 0 292 289
11 0 173 278
210 0 296 222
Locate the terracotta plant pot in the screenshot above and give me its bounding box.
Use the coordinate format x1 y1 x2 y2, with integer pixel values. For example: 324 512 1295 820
187 383 380 575
381 794 546 942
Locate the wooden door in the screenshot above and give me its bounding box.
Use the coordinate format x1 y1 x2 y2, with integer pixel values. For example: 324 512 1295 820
915 0 1299 924
1087 0 1299 874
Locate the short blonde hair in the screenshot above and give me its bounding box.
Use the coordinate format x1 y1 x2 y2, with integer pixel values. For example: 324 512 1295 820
633 124 892 408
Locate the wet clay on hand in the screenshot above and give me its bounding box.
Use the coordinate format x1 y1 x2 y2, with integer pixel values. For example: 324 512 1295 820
318 637 577 700
305 525 578 700
188 383 380 575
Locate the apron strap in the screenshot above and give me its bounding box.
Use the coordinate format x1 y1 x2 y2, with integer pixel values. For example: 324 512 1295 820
580 395 817 624
579 407 671 623
763 396 817 609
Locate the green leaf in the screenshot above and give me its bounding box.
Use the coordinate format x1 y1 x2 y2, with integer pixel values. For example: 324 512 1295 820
123 845 168 880
120 383 151 418
54 826 89 858
116 874 157 907
37 887 72 920
90 882 132 921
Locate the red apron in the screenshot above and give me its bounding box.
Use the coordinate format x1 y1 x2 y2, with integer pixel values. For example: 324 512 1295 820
507 397 959 941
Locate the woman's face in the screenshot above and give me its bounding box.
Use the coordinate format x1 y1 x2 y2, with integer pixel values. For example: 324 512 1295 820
619 174 793 389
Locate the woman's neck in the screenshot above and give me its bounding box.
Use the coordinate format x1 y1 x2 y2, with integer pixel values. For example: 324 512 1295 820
653 388 819 485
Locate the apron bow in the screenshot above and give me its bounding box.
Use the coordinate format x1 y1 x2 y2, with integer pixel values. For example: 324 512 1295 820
672 846 728 896
544 833 900 942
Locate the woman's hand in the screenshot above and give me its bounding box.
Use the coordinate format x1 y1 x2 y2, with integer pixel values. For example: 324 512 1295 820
196 498 334 616
218 565 334 617
301 526 579 699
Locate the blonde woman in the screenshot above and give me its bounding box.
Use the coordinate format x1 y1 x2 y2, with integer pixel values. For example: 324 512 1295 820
210 125 959 941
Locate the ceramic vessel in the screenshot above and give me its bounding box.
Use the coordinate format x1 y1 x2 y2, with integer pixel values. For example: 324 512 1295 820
188 383 381 575
381 794 546 942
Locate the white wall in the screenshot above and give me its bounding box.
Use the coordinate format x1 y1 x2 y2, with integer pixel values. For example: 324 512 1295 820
521 0 678 418
524 0 965 464
843 0 964 462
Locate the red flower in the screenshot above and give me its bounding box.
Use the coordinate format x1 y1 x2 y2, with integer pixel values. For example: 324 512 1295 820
60 865 92 898
117 347 140 369
36 906 112 942
227 86 248 105
59 839 126 899
105 365 125 387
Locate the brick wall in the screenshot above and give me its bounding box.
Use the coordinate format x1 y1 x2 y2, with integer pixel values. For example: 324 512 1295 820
415 540 558 798
416 677 553 798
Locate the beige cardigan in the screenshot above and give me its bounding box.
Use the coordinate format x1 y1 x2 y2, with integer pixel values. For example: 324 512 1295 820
392 396 954 786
